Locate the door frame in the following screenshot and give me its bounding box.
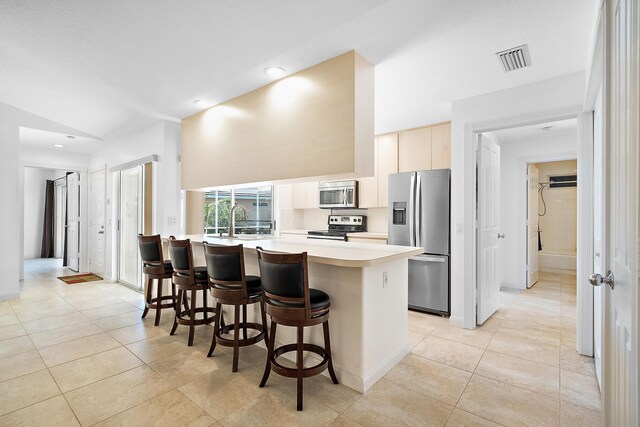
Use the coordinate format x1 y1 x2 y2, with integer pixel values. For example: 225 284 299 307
462 107 584 330
88 166 107 275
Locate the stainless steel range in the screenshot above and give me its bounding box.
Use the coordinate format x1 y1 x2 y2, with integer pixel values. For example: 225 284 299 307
307 215 367 241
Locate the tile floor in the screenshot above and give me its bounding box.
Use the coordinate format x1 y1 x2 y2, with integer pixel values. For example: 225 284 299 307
0 260 603 426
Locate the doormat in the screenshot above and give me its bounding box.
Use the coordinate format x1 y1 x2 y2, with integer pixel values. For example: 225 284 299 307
57 273 103 284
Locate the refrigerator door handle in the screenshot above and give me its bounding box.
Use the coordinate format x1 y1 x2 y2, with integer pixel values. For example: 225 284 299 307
415 173 421 247
409 174 415 246
412 255 446 263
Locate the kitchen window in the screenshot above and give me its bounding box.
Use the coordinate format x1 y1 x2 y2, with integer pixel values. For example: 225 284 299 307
204 186 273 235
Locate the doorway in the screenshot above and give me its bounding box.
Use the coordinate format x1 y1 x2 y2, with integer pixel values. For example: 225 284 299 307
117 164 144 289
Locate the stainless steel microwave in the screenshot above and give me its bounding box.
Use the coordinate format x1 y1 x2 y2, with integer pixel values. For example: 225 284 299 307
318 180 358 209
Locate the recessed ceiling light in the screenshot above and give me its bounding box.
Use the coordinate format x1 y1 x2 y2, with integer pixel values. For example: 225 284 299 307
53 144 65 148
263 66 286 78
194 99 212 108
541 126 553 132
66 135 76 139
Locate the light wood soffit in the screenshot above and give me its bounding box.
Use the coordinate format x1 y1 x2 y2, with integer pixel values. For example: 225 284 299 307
181 50 374 190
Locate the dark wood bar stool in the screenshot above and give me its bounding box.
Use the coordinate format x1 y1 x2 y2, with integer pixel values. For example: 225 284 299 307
255 246 338 411
168 237 215 346
137 234 177 326
203 243 268 372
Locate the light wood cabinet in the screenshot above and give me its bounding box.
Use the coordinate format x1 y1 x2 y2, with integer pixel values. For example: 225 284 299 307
358 138 379 208
347 236 387 245
293 182 319 209
399 127 432 172
377 133 398 207
431 122 451 169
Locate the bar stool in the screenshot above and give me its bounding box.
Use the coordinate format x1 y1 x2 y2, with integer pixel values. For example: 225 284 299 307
255 246 338 411
168 237 216 346
203 243 268 372
138 234 177 326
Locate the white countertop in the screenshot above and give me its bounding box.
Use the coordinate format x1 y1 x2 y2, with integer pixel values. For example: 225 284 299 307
279 229 310 235
347 232 388 239
169 234 422 268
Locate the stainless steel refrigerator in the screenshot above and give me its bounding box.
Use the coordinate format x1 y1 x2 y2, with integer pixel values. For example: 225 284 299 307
388 169 450 315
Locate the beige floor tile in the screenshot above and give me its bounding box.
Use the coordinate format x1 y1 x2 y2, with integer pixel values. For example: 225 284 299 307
385 353 471 406
560 346 596 377
29 321 104 349
412 335 484 372
496 320 561 346
0 349 46 383
13 304 78 323
178 367 267 420
457 375 559 426
407 328 427 350
93 310 143 331
432 324 494 349
65 365 173 426
0 302 12 316
475 350 559 398
560 370 602 412
476 315 502 333
445 409 501 426
0 369 60 416
0 335 35 358
300 372 362 413
108 321 171 345
64 294 128 311
126 335 190 364
0 395 79 426
344 379 453 427
488 332 560 367
560 400 603 427
220 392 339 426
96 389 213 427
329 415 364 426
38 332 121 367
81 302 142 320
0 323 27 340
0 313 20 326
49 346 143 392
148 348 226 387
21 311 88 334
408 311 443 335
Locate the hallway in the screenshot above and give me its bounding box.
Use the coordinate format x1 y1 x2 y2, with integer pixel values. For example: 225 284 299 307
0 263 602 426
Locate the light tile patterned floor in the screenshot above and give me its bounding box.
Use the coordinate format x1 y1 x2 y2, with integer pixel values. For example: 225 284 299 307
0 260 602 426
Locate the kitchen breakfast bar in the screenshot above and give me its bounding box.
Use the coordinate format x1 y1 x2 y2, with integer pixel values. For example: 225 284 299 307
163 235 422 393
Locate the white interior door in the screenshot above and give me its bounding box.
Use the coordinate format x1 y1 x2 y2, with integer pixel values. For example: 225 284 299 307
54 180 66 259
527 163 539 288
66 172 80 272
600 0 638 423
89 169 105 276
477 134 501 324
593 89 604 389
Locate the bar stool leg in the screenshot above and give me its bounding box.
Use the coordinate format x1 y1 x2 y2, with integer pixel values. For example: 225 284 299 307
171 282 177 309
296 325 304 411
323 320 339 384
260 301 269 343
203 290 208 322
208 302 222 357
242 305 248 340
260 321 277 387
187 289 196 346
142 276 152 319
232 305 241 372
170 289 181 335
155 278 163 326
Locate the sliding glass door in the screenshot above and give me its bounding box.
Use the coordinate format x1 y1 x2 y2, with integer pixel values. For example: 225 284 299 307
118 165 143 289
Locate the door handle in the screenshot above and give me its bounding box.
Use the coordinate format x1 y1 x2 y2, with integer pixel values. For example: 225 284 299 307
497 233 506 239
98 231 104 235
589 271 614 289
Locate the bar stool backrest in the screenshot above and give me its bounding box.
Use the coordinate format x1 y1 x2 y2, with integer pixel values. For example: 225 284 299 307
168 237 195 281
204 243 248 299
138 234 168 275
256 246 311 320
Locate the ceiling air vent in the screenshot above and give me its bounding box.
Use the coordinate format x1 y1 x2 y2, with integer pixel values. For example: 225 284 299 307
495 44 531 72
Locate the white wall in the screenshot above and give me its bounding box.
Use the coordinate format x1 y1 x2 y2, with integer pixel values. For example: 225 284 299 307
496 131 577 289
450 72 585 327
23 168 56 259
89 120 181 280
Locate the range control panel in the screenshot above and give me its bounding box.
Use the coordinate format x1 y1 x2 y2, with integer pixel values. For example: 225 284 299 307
328 215 365 225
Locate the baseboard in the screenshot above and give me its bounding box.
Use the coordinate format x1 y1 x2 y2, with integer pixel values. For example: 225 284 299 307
448 315 465 328
361 341 410 393
501 281 525 290
0 290 20 302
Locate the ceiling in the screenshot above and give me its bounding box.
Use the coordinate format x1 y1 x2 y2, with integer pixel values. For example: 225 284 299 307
0 0 597 154
487 118 577 144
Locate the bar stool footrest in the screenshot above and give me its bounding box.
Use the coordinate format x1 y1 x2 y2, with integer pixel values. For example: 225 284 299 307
271 343 329 379
146 295 176 310
215 322 266 347
175 307 215 326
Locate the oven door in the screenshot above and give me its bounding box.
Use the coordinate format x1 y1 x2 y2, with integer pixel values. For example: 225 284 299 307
318 181 357 208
